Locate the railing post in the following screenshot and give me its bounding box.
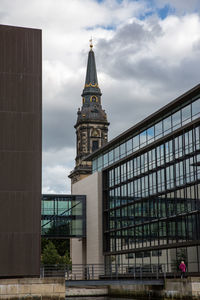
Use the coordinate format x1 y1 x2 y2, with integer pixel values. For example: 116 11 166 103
163 264 166 279
66 265 69 280
116 264 118 280
40 266 44 278
87 265 90 280
140 264 142 280
84 265 87 280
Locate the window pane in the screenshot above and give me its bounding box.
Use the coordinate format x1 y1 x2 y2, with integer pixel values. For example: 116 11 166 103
163 116 172 134
120 143 126 158
172 110 181 130
192 98 200 120
92 140 99 151
92 158 97 172
140 130 147 146
147 126 155 142
108 150 114 163
182 104 191 125
155 121 163 139
114 146 120 161
133 135 139 150
103 152 108 167
97 155 102 171
126 138 132 154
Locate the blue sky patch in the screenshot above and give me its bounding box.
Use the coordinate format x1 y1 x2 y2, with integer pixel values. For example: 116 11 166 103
139 1 174 20
157 4 174 19
86 24 116 31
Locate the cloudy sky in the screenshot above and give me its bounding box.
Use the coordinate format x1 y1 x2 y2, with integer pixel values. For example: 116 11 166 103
1 0 200 193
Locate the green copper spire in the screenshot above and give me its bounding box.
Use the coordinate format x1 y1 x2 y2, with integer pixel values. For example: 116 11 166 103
85 48 98 86
76 41 109 127
82 41 101 97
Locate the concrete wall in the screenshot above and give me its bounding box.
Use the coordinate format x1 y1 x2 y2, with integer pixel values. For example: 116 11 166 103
71 172 104 265
0 277 65 300
108 278 200 299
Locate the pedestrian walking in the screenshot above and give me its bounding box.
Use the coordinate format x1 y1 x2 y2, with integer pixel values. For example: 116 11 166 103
179 261 186 278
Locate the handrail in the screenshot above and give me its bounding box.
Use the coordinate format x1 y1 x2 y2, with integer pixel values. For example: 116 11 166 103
40 262 200 280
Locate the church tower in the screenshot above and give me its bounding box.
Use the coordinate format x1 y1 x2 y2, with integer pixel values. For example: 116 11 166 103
69 41 109 184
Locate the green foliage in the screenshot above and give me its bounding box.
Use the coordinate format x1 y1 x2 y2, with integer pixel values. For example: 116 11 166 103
41 241 60 265
41 238 72 266
41 238 70 256
51 239 70 256
41 237 49 252
59 251 72 265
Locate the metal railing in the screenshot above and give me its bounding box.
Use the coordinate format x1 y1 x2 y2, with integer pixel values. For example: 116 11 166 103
40 262 200 280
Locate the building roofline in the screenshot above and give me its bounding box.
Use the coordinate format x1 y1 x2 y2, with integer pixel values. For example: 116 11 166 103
0 24 42 32
42 194 86 197
85 83 200 160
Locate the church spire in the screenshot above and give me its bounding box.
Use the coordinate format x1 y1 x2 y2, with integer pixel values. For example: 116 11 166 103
69 42 109 184
82 41 101 98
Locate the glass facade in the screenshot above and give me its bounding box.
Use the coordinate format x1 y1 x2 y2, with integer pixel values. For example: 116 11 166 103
99 89 200 276
93 96 200 173
41 194 86 238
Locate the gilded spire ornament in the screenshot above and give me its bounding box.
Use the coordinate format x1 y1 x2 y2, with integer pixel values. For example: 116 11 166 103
89 37 93 50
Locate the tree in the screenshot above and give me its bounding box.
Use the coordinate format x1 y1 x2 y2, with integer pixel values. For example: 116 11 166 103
41 237 70 256
59 250 72 265
41 239 72 266
51 239 70 256
41 241 60 265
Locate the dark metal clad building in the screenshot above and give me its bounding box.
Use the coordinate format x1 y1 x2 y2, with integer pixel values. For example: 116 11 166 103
0 25 42 277
86 84 200 276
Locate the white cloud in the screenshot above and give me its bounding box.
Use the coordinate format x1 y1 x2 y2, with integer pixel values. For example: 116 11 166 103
96 12 200 137
42 147 75 193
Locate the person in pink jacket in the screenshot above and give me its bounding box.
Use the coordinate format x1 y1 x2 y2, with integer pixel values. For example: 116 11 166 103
179 261 186 278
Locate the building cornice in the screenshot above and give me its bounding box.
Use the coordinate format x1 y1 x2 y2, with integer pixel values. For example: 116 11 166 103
85 83 200 160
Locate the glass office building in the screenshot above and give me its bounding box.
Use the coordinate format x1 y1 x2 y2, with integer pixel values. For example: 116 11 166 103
42 194 86 238
86 84 200 275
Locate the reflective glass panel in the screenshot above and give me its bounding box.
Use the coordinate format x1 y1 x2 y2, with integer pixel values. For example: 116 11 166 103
126 138 133 154
114 146 120 161
133 135 139 150
103 152 108 167
147 126 155 142
172 110 181 130
182 104 191 125
192 98 200 120
120 143 126 158
155 121 163 139
139 130 147 146
163 116 172 134
108 150 114 163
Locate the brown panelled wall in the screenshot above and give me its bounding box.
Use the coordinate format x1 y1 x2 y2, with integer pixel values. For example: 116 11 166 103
0 25 42 277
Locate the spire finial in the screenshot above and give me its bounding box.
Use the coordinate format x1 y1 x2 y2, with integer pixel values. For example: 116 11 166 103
89 37 93 50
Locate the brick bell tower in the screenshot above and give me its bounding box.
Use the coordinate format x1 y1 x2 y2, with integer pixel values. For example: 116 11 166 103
69 40 109 184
